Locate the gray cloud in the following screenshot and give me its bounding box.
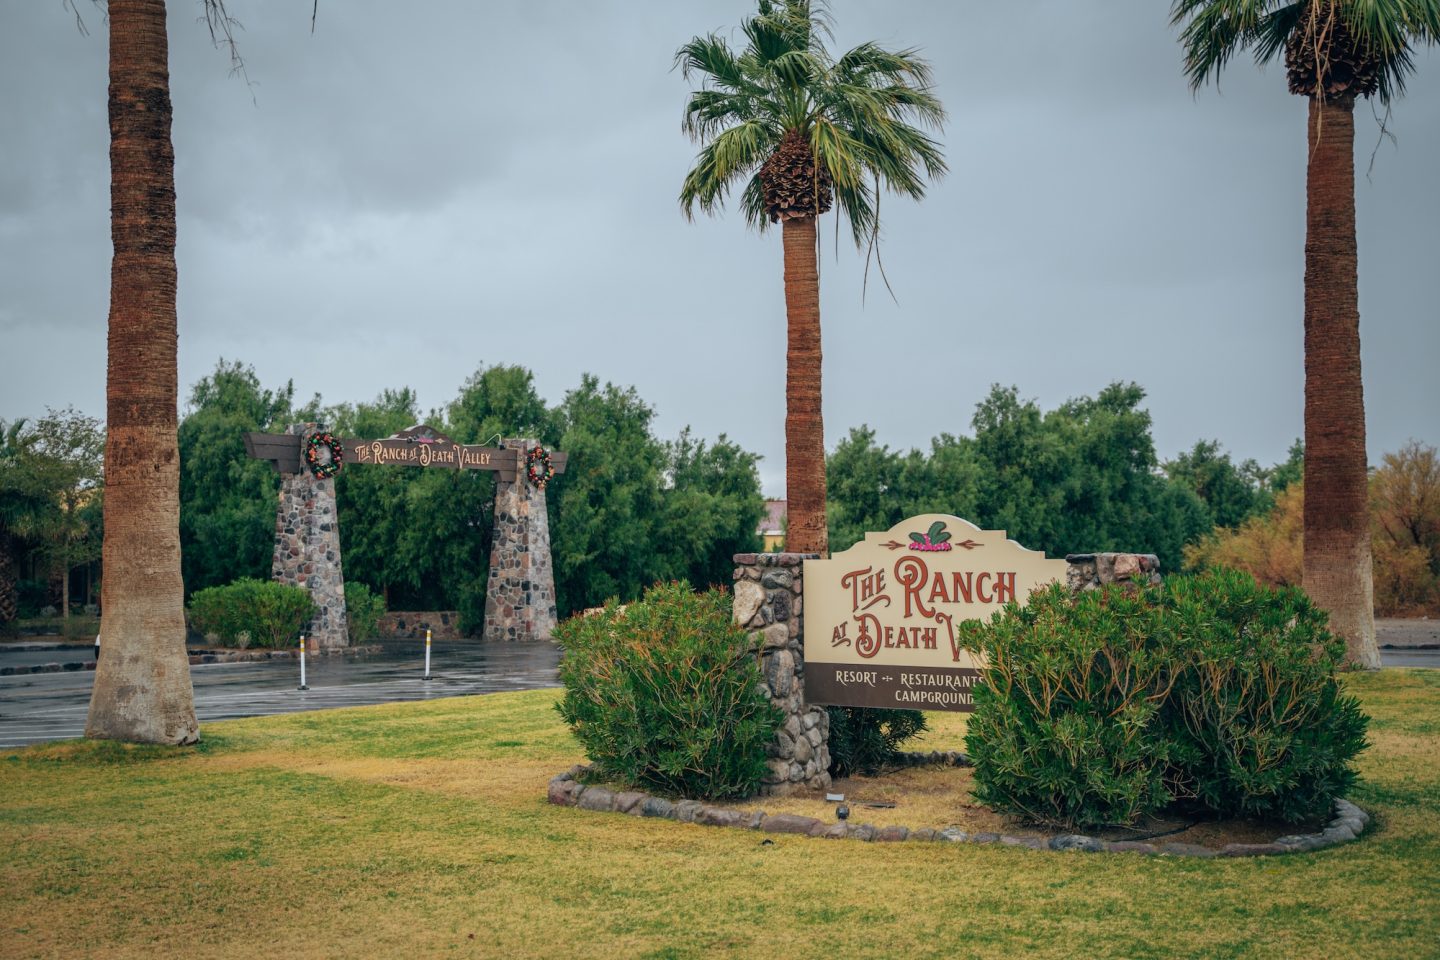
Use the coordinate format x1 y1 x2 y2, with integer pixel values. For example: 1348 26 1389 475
2 0 1436 498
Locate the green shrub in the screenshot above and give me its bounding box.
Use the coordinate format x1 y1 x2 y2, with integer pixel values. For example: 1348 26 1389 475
553 581 782 800
1160 571 1369 823
344 582 387 644
826 707 928 778
187 579 315 649
959 570 1368 829
959 583 1174 829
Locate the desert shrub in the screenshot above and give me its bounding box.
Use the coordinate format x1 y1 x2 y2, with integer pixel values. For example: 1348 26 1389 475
959 583 1174 829
553 581 782 800
344 582 387 643
1161 571 1369 823
826 707 928 778
959 571 1368 829
187 578 315 649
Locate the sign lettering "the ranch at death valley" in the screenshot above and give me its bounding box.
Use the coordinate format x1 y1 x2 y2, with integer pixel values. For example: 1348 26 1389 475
803 515 1067 712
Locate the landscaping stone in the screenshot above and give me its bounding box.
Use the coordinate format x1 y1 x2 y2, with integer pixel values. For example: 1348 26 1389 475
577 787 616 812
640 797 675 819
695 806 745 828
1105 841 1159 855
613 791 646 815
1050 834 1104 852
1160 843 1218 858
761 813 822 836
875 826 910 842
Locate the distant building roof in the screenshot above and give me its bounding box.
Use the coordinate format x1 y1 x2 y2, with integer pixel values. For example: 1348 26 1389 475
759 499 786 536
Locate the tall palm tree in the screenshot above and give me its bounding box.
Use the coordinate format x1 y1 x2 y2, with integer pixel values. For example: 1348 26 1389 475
1171 0 1439 668
0 419 42 626
86 0 199 743
677 0 945 557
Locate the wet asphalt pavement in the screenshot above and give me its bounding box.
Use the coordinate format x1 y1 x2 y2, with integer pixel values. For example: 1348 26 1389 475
0 639 561 750
0 638 1433 751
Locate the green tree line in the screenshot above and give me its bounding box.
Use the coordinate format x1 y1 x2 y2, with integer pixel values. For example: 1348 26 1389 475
4 361 1311 633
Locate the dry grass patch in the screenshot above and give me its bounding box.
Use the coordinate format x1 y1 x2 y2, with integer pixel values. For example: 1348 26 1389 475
0 677 1437 959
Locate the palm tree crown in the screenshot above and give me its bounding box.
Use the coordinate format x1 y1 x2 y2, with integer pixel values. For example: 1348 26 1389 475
677 0 946 247
1172 0 1440 103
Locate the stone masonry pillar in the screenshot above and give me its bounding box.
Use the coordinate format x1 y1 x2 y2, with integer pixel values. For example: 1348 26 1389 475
732 551 830 796
483 438 557 642
271 423 348 649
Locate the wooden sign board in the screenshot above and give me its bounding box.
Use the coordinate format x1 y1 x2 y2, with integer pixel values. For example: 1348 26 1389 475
244 424 567 483
802 515 1067 712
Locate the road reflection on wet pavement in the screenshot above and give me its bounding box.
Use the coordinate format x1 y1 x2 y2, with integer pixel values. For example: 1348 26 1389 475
0 640 560 749
3 638 1434 750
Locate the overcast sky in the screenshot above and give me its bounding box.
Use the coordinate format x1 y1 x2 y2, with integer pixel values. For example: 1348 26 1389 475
2 0 1436 496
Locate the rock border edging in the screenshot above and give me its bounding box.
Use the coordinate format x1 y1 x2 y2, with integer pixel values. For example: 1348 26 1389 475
546 760 1371 857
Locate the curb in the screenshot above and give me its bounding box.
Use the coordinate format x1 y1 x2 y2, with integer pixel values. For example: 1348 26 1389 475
546 763 1372 857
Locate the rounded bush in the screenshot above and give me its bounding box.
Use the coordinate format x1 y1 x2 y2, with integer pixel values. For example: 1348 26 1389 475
187 578 315 649
553 581 782 800
959 570 1368 829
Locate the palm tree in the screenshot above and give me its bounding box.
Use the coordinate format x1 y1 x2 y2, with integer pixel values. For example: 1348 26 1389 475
677 0 945 557
0 419 42 626
1171 0 1439 668
85 0 199 743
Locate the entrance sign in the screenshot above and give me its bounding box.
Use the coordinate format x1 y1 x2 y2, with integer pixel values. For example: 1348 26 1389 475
803 515 1066 712
244 424 568 482
243 423 567 646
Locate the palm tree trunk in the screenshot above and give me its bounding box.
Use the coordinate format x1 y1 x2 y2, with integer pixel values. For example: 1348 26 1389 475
86 0 200 743
1301 96 1379 669
782 217 827 557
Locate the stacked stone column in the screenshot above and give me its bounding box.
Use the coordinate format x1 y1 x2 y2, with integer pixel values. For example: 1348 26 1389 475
1065 552 1162 591
483 438 558 642
271 423 348 649
732 552 830 796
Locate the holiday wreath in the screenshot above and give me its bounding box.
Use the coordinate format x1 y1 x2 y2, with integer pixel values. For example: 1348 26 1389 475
526 445 554 489
304 431 345 479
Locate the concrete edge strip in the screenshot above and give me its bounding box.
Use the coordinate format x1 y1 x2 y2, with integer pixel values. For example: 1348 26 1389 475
545 760 1372 857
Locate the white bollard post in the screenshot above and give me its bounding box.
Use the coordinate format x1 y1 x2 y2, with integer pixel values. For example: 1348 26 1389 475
423 628 432 681
298 634 309 691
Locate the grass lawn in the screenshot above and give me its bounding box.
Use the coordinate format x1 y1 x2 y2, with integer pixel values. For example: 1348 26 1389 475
2 671 1437 959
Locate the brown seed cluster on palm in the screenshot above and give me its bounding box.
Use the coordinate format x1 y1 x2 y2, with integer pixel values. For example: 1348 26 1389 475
760 129 833 222
1284 7 1382 100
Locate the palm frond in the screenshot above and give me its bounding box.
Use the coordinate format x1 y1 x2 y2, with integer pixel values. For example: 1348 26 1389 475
679 121 776 221
1175 0 1438 104
1171 0 1289 89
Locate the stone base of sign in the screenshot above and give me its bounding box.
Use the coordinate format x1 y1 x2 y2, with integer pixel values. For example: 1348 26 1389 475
1066 552 1161 591
272 423 349 649
732 552 830 796
484 439 558 642
546 762 1371 857
377 611 463 640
